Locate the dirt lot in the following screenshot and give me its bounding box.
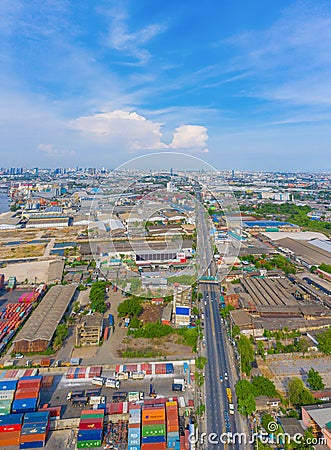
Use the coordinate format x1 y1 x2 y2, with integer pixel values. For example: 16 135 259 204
0 243 46 259
258 353 331 394
1 259 58 283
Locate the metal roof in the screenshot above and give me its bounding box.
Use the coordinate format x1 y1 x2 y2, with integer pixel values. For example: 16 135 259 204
13 285 76 343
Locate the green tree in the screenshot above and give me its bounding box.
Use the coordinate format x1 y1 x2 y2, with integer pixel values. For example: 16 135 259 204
307 368 325 391
238 392 256 416
317 328 331 354
89 281 107 313
231 325 241 338
261 414 275 432
238 335 254 375
251 376 277 397
235 379 254 398
129 317 141 329
288 377 315 407
118 297 143 317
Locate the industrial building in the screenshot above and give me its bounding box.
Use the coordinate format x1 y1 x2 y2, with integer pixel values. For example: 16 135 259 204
302 403 331 447
75 314 103 347
13 285 76 353
26 214 70 228
173 285 191 327
276 237 331 267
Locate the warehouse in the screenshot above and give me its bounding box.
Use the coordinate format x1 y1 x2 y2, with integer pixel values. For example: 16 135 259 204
276 237 331 267
75 314 103 347
26 214 70 228
13 285 76 353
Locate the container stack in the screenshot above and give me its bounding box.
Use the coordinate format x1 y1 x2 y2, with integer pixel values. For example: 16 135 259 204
141 405 166 450
0 413 23 447
77 409 104 448
166 401 180 449
128 404 141 450
7 276 17 291
19 411 50 449
0 379 17 415
38 405 61 421
12 376 42 414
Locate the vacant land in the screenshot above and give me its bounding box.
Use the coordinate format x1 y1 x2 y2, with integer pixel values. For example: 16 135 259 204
0 243 46 259
118 334 195 359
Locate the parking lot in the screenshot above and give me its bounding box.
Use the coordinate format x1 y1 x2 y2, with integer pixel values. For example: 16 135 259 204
39 369 194 419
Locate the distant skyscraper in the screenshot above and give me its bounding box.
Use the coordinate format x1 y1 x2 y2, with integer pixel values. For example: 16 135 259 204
232 169 235 178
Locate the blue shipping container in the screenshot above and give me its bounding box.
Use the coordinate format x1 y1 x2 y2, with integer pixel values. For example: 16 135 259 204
0 380 18 390
0 413 23 425
24 412 50 422
20 376 42 381
12 398 38 413
77 429 103 441
19 441 45 449
22 424 48 435
142 436 166 444
128 446 140 450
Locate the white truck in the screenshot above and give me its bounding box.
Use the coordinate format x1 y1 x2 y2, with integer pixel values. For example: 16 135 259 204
130 372 145 380
105 378 121 389
89 395 106 405
91 376 105 386
116 372 129 381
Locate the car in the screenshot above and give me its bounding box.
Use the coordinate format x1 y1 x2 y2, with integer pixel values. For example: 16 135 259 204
224 372 228 380
226 423 231 433
224 411 229 419
219 375 223 382
15 353 23 359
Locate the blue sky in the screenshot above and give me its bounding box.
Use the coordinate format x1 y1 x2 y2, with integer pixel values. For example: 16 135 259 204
1 0 331 170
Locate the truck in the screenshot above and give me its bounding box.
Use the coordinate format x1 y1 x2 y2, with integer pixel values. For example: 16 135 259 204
105 378 121 389
172 383 184 392
108 314 114 327
72 396 88 407
226 388 234 415
67 390 85 401
130 371 145 380
149 384 157 398
173 378 186 392
86 389 101 397
116 372 129 381
89 395 106 405
128 391 144 402
92 376 105 386
112 392 127 403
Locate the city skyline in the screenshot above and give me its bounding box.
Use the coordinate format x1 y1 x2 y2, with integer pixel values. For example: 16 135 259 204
1 0 331 170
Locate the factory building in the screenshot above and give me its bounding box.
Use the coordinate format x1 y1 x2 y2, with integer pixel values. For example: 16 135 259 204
13 285 76 353
75 314 103 347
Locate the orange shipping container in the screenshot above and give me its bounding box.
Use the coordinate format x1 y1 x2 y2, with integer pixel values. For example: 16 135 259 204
142 411 165 422
20 433 47 443
141 444 166 450
0 438 21 447
15 389 40 399
167 424 179 432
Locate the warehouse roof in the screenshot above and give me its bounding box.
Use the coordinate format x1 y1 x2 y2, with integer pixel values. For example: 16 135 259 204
277 238 331 265
13 285 76 343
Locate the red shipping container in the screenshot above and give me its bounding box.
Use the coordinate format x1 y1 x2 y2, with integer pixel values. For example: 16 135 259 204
180 435 186 450
79 419 104 430
39 406 61 418
0 424 22 433
141 444 166 450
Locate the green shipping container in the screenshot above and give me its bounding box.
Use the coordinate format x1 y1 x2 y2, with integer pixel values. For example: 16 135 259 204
142 424 166 437
80 413 104 419
77 440 102 448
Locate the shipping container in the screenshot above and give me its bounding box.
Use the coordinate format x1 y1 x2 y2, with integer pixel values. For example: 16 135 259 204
12 397 38 413
76 440 102 448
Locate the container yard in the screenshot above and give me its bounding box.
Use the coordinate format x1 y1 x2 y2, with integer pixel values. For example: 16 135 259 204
0 285 46 355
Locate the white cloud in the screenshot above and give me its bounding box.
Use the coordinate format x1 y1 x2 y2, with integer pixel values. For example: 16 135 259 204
107 4 167 64
38 143 76 157
71 110 167 151
71 111 208 153
169 125 208 152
